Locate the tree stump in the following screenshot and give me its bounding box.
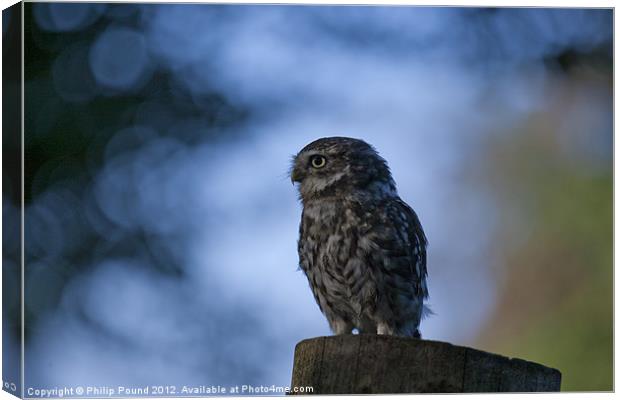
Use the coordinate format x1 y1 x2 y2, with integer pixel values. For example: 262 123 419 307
290 335 561 394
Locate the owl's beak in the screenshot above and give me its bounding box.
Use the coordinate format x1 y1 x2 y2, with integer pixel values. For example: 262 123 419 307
291 166 304 184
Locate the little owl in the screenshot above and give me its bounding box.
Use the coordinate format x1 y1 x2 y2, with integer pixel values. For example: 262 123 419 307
291 137 429 338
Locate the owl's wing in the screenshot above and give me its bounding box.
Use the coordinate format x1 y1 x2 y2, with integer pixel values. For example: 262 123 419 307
370 198 428 299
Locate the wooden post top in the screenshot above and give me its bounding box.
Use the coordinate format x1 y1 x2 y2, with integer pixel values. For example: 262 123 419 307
290 334 561 394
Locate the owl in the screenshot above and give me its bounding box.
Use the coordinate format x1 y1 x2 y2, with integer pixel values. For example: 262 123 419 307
291 137 429 338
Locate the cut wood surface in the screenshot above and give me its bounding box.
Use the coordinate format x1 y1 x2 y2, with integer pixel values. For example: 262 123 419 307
290 335 561 394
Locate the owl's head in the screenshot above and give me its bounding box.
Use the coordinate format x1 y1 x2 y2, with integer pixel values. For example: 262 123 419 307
290 137 397 202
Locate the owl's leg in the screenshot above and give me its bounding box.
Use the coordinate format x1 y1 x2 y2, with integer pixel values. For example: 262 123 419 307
328 317 354 335
377 322 396 335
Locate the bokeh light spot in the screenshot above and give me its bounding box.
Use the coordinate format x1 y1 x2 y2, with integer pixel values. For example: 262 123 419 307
52 42 98 103
34 3 105 32
89 27 149 91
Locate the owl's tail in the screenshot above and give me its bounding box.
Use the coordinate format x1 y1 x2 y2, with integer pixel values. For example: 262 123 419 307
422 304 435 319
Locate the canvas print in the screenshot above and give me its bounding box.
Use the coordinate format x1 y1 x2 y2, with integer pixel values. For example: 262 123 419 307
2 2 613 397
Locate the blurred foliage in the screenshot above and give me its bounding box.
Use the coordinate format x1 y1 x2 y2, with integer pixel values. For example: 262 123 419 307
18 3 249 341
473 66 612 391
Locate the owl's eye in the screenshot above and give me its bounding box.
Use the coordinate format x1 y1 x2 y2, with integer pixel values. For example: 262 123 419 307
310 155 327 169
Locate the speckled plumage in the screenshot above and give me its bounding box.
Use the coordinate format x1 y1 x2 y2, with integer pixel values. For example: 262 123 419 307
291 137 429 337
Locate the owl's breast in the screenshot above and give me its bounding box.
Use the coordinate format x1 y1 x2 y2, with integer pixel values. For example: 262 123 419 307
299 201 361 269
298 200 375 316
